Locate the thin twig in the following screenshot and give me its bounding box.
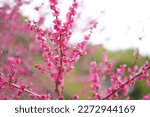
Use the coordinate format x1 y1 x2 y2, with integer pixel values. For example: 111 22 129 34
12 83 41 98
6 81 41 98
102 63 150 100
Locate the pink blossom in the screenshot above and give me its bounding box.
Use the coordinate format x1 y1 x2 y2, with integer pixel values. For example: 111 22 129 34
146 78 150 87
90 20 98 28
49 0 58 5
0 50 3 55
144 93 150 100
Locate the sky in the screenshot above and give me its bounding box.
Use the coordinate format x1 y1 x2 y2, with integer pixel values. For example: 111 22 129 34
1 0 150 56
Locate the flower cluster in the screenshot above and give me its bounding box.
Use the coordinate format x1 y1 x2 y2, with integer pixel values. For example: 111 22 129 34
90 55 150 100
28 0 97 98
90 61 101 99
0 0 50 99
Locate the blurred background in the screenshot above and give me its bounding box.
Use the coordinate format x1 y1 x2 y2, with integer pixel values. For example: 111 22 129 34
0 0 150 99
